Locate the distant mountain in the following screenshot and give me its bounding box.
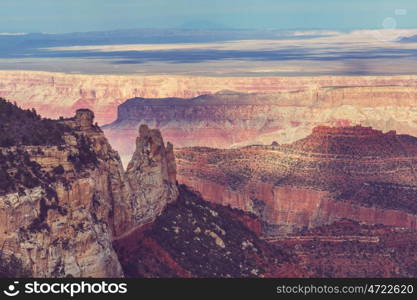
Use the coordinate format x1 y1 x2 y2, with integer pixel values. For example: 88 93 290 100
400 35 417 42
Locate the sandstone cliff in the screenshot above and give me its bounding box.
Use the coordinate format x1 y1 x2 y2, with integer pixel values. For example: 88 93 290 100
0 108 127 277
0 100 178 277
1 70 417 125
103 85 417 161
176 126 417 236
125 124 178 228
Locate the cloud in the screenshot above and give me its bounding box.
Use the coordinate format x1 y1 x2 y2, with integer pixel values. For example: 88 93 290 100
0 32 27 36
41 29 417 54
1 28 417 76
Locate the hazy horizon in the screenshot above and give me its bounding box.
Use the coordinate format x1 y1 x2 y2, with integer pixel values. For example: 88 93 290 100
0 1 416 76
1 0 417 34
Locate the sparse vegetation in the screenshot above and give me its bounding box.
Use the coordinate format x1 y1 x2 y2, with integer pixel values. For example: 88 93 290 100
0 99 99 195
0 149 44 194
67 135 99 171
52 165 65 175
0 98 70 146
0 249 32 277
115 185 294 278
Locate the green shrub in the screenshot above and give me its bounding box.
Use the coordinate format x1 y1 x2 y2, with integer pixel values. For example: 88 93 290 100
0 98 70 147
52 165 65 175
0 251 32 278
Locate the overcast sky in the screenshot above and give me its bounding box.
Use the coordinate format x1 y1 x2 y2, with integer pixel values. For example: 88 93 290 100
0 0 416 33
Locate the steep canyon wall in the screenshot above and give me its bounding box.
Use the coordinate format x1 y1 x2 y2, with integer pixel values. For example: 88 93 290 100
0 106 177 277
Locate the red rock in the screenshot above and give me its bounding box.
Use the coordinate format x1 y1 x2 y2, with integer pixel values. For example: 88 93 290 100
176 126 417 235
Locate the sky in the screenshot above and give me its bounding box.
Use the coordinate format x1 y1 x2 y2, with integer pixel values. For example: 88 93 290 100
0 0 417 34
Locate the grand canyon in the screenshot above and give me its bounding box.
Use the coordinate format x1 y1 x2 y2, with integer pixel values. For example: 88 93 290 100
0 99 303 277
3 70 417 164
3 90 417 277
2 0 417 281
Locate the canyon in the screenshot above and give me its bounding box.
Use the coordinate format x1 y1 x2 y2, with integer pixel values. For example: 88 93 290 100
0 98 307 278
1 71 417 127
3 69 417 277
3 70 417 165
2 97 417 277
103 84 417 162
175 126 417 236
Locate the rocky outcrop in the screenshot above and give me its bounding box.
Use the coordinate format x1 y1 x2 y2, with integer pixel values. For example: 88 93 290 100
60 109 132 237
0 102 178 277
0 109 127 277
125 124 178 228
176 126 417 236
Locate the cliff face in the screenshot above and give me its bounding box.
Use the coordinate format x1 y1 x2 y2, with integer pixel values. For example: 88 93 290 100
3 70 417 163
0 102 178 277
125 125 178 228
103 85 417 160
0 109 127 277
175 126 417 236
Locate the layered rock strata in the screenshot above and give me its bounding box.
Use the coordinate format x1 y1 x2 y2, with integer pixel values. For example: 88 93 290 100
2 70 417 125
125 125 178 227
175 126 417 236
0 110 127 277
103 86 417 160
0 103 178 277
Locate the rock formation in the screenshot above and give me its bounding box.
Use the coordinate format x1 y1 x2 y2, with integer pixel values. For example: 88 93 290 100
0 107 127 277
125 125 178 228
0 100 178 277
1 70 417 125
103 85 417 161
176 126 417 236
